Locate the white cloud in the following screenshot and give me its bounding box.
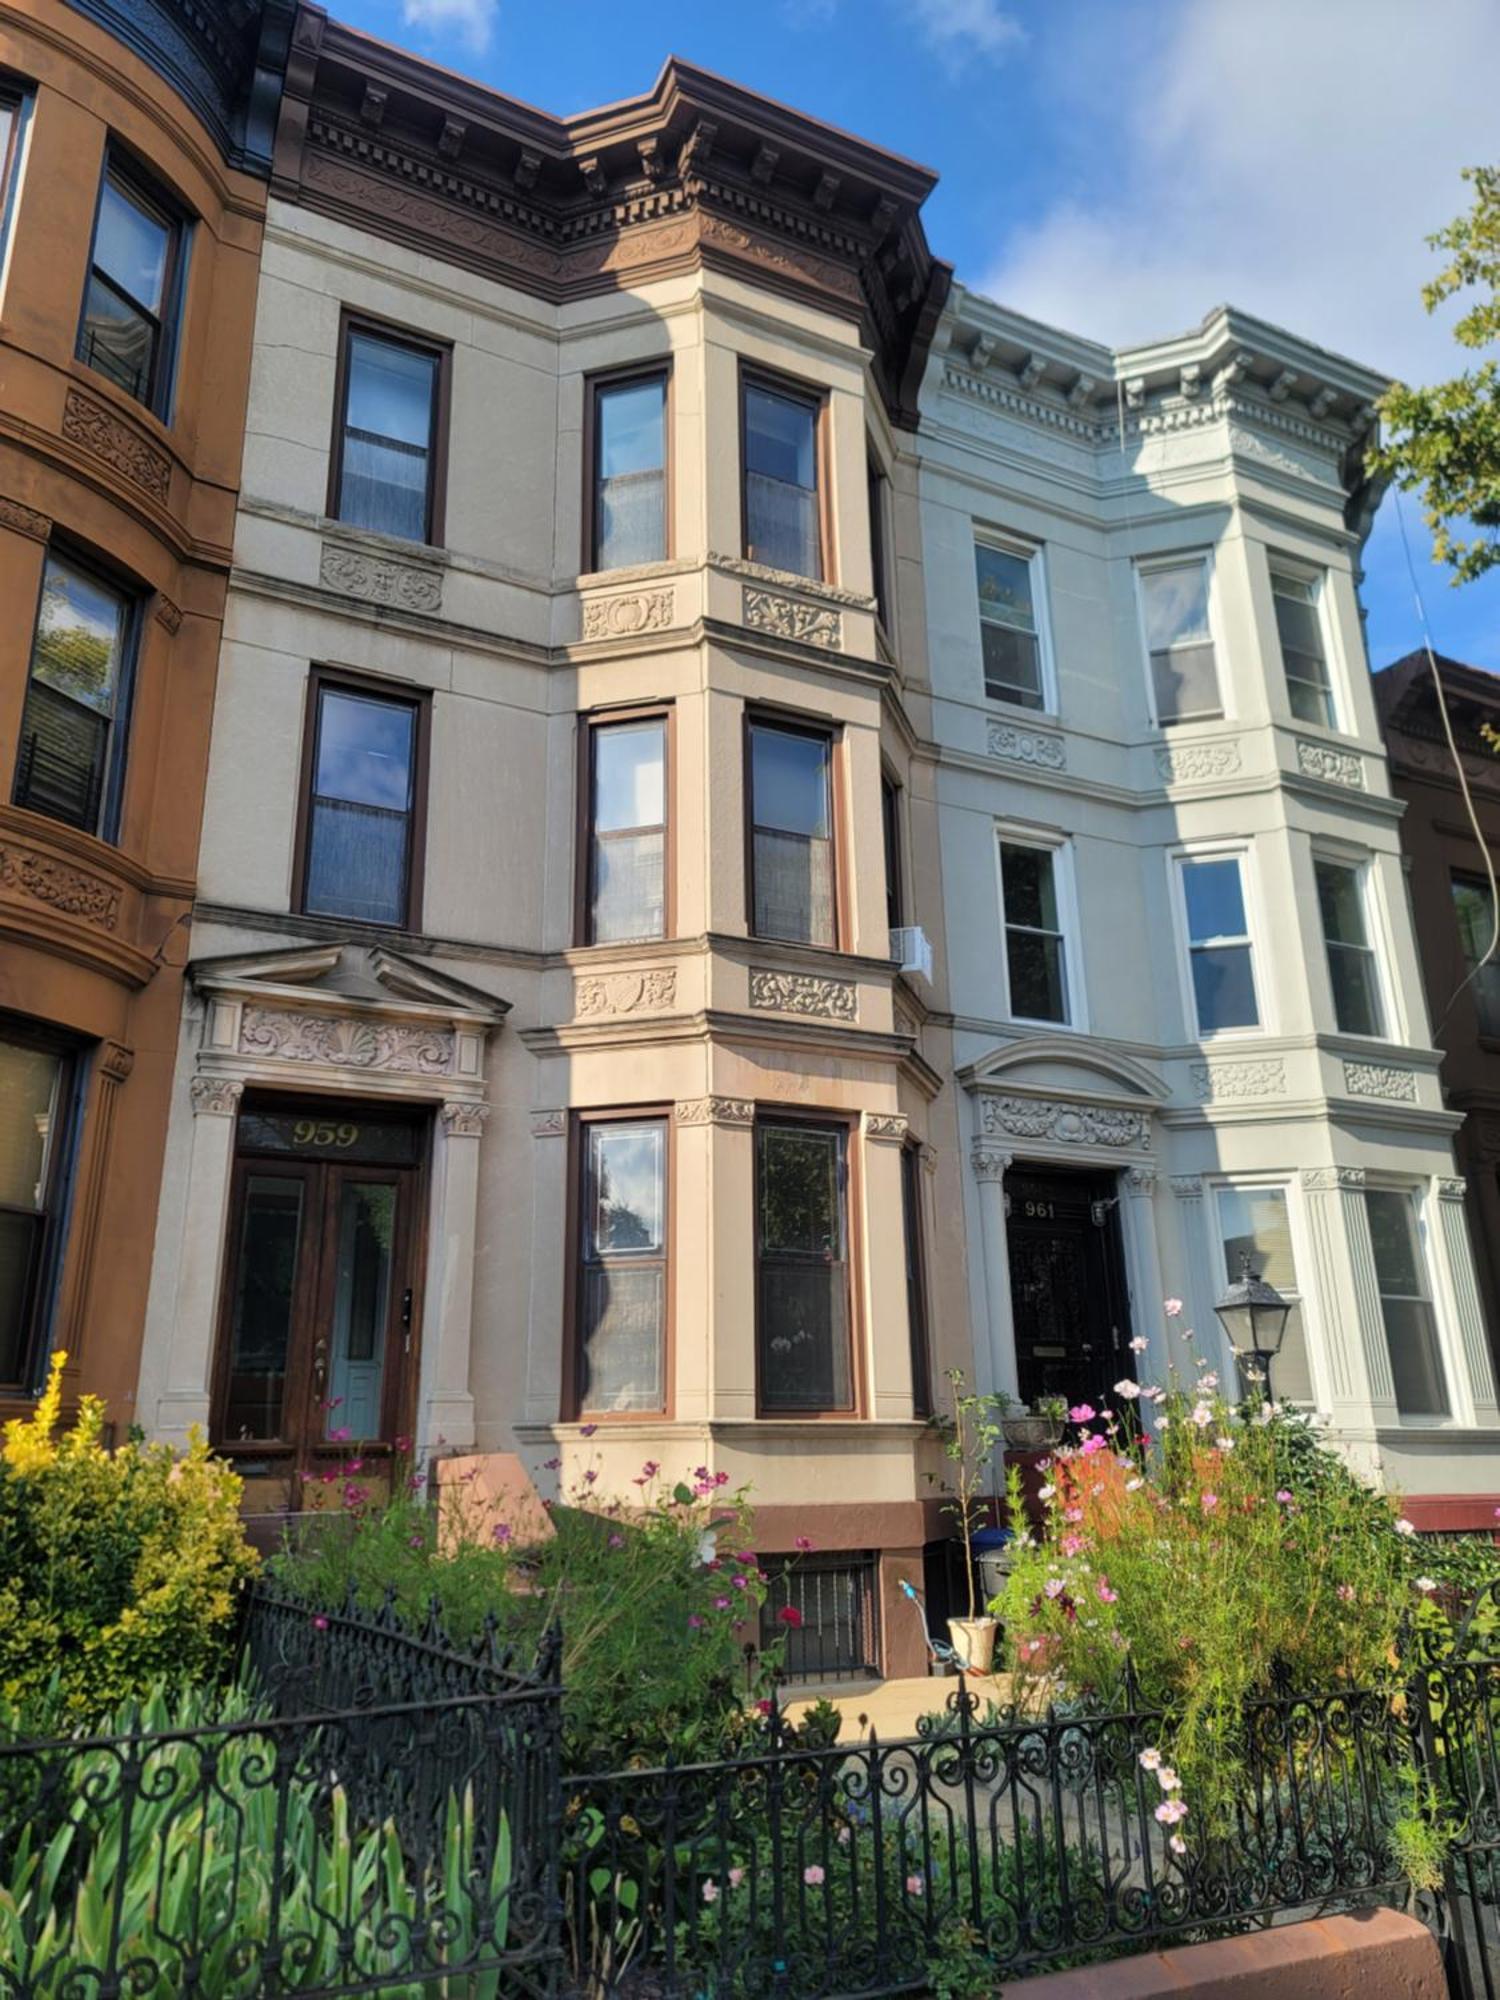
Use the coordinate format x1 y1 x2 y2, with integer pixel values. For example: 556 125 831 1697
979 0 1500 383
906 0 1024 73
400 0 496 55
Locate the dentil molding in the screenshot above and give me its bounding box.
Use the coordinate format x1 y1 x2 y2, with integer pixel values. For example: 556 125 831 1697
748 969 857 1021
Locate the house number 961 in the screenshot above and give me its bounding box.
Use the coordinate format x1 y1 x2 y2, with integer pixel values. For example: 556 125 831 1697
1021 1200 1056 1219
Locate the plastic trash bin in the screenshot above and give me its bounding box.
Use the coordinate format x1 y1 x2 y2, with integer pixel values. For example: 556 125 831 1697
970 1526 1014 1610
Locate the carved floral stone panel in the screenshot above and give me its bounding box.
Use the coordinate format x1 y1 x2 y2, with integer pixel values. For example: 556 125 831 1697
863 1113 909 1143
529 1109 567 1138
742 587 842 650
319 542 443 613
0 496 52 542
61 390 171 503
582 590 674 640
238 1006 455 1074
1342 1060 1418 1102
1191 1059 1286 1102
575 968 677 1016
0 843 121 930
1296 740 1364 789
675 1096 755 1127
988 722 1066 770
748 970 856 1021
1156 741 1242 784
977 1094 1151 1151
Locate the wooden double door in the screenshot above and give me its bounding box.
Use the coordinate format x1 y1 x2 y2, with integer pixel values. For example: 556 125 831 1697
211 1100 426 1508
1006 1167 1135 1414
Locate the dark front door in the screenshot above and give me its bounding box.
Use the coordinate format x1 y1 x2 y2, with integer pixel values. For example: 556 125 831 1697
1006 1167 1133 1412
211 1100 426 1508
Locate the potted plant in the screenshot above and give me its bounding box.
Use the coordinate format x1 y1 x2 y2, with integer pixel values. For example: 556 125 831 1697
937 1368 1005 1674
1000 1393 1067 1452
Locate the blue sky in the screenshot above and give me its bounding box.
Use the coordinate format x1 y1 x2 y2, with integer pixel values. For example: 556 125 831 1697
336 0 1500 676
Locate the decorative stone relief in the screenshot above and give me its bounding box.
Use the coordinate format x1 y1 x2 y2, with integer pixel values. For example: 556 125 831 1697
920 1142 938 1175
238 1006 454 1074
0 844 121 930
988 722 1066 770
319 542 443 613
154 594 183 634
709 553 873 611
748 970 857 1021
190 1076 244 1117
1299 1166 1365 1191
978 1095 1150 1151
440 1100 490 1137
529 1109 567 1138
675 1097 755 1127
61 390 171 502
863 1112 909 1143
1191 1058 1286 1102
1156 741 1242 784
1124 1166 1157 1195
1342 1060 1418 1102
971 1147 1013 1182
575 968 677 1016
0 496 51 542
1170 1175 1205 1198
1436 1177 1468 1202
1296 740 1364 789
743 587 842 651
99 1041 135 1083
582 590 674 640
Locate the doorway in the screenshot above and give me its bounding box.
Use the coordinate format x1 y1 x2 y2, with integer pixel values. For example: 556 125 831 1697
1006 1166 1133 1412
211 1099 426 1507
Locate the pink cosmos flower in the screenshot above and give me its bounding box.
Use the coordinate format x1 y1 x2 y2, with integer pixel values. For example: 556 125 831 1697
794 1535 814 1551
1038 1483 1056 1501
1114 1380 1141 1400
1155 1799 1189 1826
778 1605 804 1628
729 1867 744 1889
715 1596 731 1610
1155 1767 1180 1793
1276 1490 1294 1505
1139 1748 1163 1771
1064 1506 1083 1523
1069 1404 1096 1424
1129 1336 1150 1353
1125 1477 1143 1493
1169 1834 1187 1856
493 1522 513 1545
906 1874 925 1896
1061 1534 1084 1558
608 1533 625 1549
1200 1493 1219 1512
1080 1435 1107 1456
1096 1578 1118 1604
311 1614 329 1631
687 1615 703 1629
1337 1584 1355 1603
328 1426 351 1443
1044 1578 1067 1599
803 1865 825 1886
702 1881 719 1904
1395 1519 1417 1537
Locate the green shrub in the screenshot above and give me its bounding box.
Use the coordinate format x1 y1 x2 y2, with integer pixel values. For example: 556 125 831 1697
0 1353 256 1727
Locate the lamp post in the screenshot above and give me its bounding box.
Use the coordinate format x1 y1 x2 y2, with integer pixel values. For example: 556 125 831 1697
1213 1254 1291 1405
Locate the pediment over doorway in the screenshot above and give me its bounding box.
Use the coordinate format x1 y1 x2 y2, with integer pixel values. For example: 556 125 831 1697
957 1035 1168 1103
959 1036 1164 1160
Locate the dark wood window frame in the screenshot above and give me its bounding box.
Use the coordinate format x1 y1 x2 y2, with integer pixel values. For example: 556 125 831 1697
900 1139 933 1420
574 702 675 947
0 1015 84 1399
76 145 189 420
739 362 834 585
327 307 452 549
291 666 432 933
563 1105 675 1423
582 361 673 574
867 451 891 633
743 708 849 951
881 767 904 934
12 541 142 845
753 1108 862 1419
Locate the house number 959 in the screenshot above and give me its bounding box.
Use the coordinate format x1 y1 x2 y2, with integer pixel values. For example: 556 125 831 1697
292 1119 359 1149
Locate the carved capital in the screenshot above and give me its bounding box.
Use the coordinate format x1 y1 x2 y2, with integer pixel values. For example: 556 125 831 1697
440 1099 489 1138
1436 1176 1469 1202
675 1096 755 1128
99 1041 134 1084
1300 1166 1366 1192
863 1112 909 1144
191 1076 243 1118
0 496 52 542
971 1147 1012 1183
1123 1166 1157 1196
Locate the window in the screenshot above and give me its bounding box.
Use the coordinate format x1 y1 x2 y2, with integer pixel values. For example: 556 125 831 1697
1179 854 1259 1034
1365 1189 1449 1419
298 676 424 928
332 321 445 544
743 376 822 580
760 1554 878 1682
576 1117 667 1415
1272 570 1336 727
1316 859 1384 1037
868 457 890 629
881 773 903 932
0 88 24 253
13 552 135 839
585 714 667 943
78 157 184 414
901 1143 932 1419
748 720 836 946
1214 1185 1312 1403
0 1026 77 1394
1000 839 1070 1025
1140 560 1221 724
976 542 1045 709
591 371 667 571
1452 874 1500 1037
756 1120 852 1412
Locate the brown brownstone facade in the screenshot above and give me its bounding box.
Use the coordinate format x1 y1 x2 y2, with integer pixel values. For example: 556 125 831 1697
0 1 288 1430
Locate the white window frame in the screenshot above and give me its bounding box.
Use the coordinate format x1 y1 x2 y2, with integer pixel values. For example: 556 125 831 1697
1169 842 1269 1040
1208 1177 1323 1410
1268 554 1344 734
974 531 1057 716
995 824 1086 1031
1135 551 1226 730
1362 1179 1458 1429
1310 846 1395 1043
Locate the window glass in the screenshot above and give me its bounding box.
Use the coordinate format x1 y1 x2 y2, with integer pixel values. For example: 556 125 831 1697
868 459 890 629
750 723 835 945
0 1036 63 1390
757 1122 851 1412
1365 1189 1449 1419
1452 874 1500 1037
95 177 170 312
222 1174 304 1442
79 167 178 409
1216 1186 1312 1403
590 718 666 943
881 775 903 933
976 544 1043 708
1142 562 1221 724
595 375 666 570
579 1120 666 1413
1181 856 1258 1032
901 1146 931 1419
13 555 131 837
1316 859 1383 1037
304 685 418 926
1001 842 1068 1023
744 382 821 580
1273 572 1335 727
338 331 440 543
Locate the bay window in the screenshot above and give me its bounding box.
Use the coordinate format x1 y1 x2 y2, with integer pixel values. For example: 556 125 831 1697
1272 569 1336 727
576 1116 668 1415
591 370 667 571
743 375 823 580
1140 559 1221 725
1364 1189 1449 1419
1178 852 1260 1034
13 552 135 839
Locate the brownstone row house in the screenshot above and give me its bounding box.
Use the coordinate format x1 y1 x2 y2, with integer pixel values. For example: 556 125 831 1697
0 0 292 1428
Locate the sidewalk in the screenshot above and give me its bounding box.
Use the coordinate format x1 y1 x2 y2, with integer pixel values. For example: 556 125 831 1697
783 1671 1013 1743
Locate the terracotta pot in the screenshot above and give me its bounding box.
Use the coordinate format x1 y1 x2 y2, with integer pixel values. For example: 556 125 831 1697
947 1615 998 1674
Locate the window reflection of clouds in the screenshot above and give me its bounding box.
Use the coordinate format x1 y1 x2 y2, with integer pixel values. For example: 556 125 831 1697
347 336 435 447
315 691 413 811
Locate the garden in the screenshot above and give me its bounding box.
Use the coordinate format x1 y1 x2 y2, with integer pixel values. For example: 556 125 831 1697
3 1331 1500 1999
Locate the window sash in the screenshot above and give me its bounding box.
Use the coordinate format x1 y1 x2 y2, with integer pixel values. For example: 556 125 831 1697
588 718 667 944
1214 1185 1313 1404
12 556 133 840
881 776 903 932
756 1122 852 1414
1180 858 1259 1033
901 1146 932 1419
578 1119 667 1415
1363 1190 1449 1419
868 460 889 629
593 374 667 571
335 328 441 544
300 683 420 927
743 381 822 581
1273 576 1334 726
1141 563 1221 724
749 723 836 947
0 1028 75 1394
78 163 180 413
1316 861 1384 1037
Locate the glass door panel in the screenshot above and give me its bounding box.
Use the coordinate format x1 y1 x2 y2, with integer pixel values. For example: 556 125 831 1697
324 1178 397 1440
222 1172 308 1442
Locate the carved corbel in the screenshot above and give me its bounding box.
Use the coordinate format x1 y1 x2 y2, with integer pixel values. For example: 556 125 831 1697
578 156 606 196
1269 368 1298 402
637 136 664 181
969 332 997 372
359 83 387 126
751 142 779 185
1212 349 1253 396
438 116 466 160
1018 353 1046 391
813 170 841 210
679 119 717 177
1309 386 1338 420
1068 374 1096 409
1124 377 1146 410
514 148 541 190
1179 362 1202 399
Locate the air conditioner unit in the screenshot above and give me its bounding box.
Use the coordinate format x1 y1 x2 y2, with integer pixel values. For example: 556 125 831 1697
890 925 934 982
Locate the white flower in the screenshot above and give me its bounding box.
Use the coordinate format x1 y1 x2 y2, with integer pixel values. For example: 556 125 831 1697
1156 1766 1181 1793
1114 1379 1141 1400
1199 1372 1219 1391
1155 1417 1171 1431
1190 1403 1213 1428
1125 1477 1143 1492
1038 1483 1056 1501
1164 1299 1183 1318
1129 1336 1150 1354
697 1530 719 1565
1169 1834 1187 1856
1415 1576 1439 1593
1215 1436 1235 1453
1395 1519 1417 1538
1138 1747 1163 1771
